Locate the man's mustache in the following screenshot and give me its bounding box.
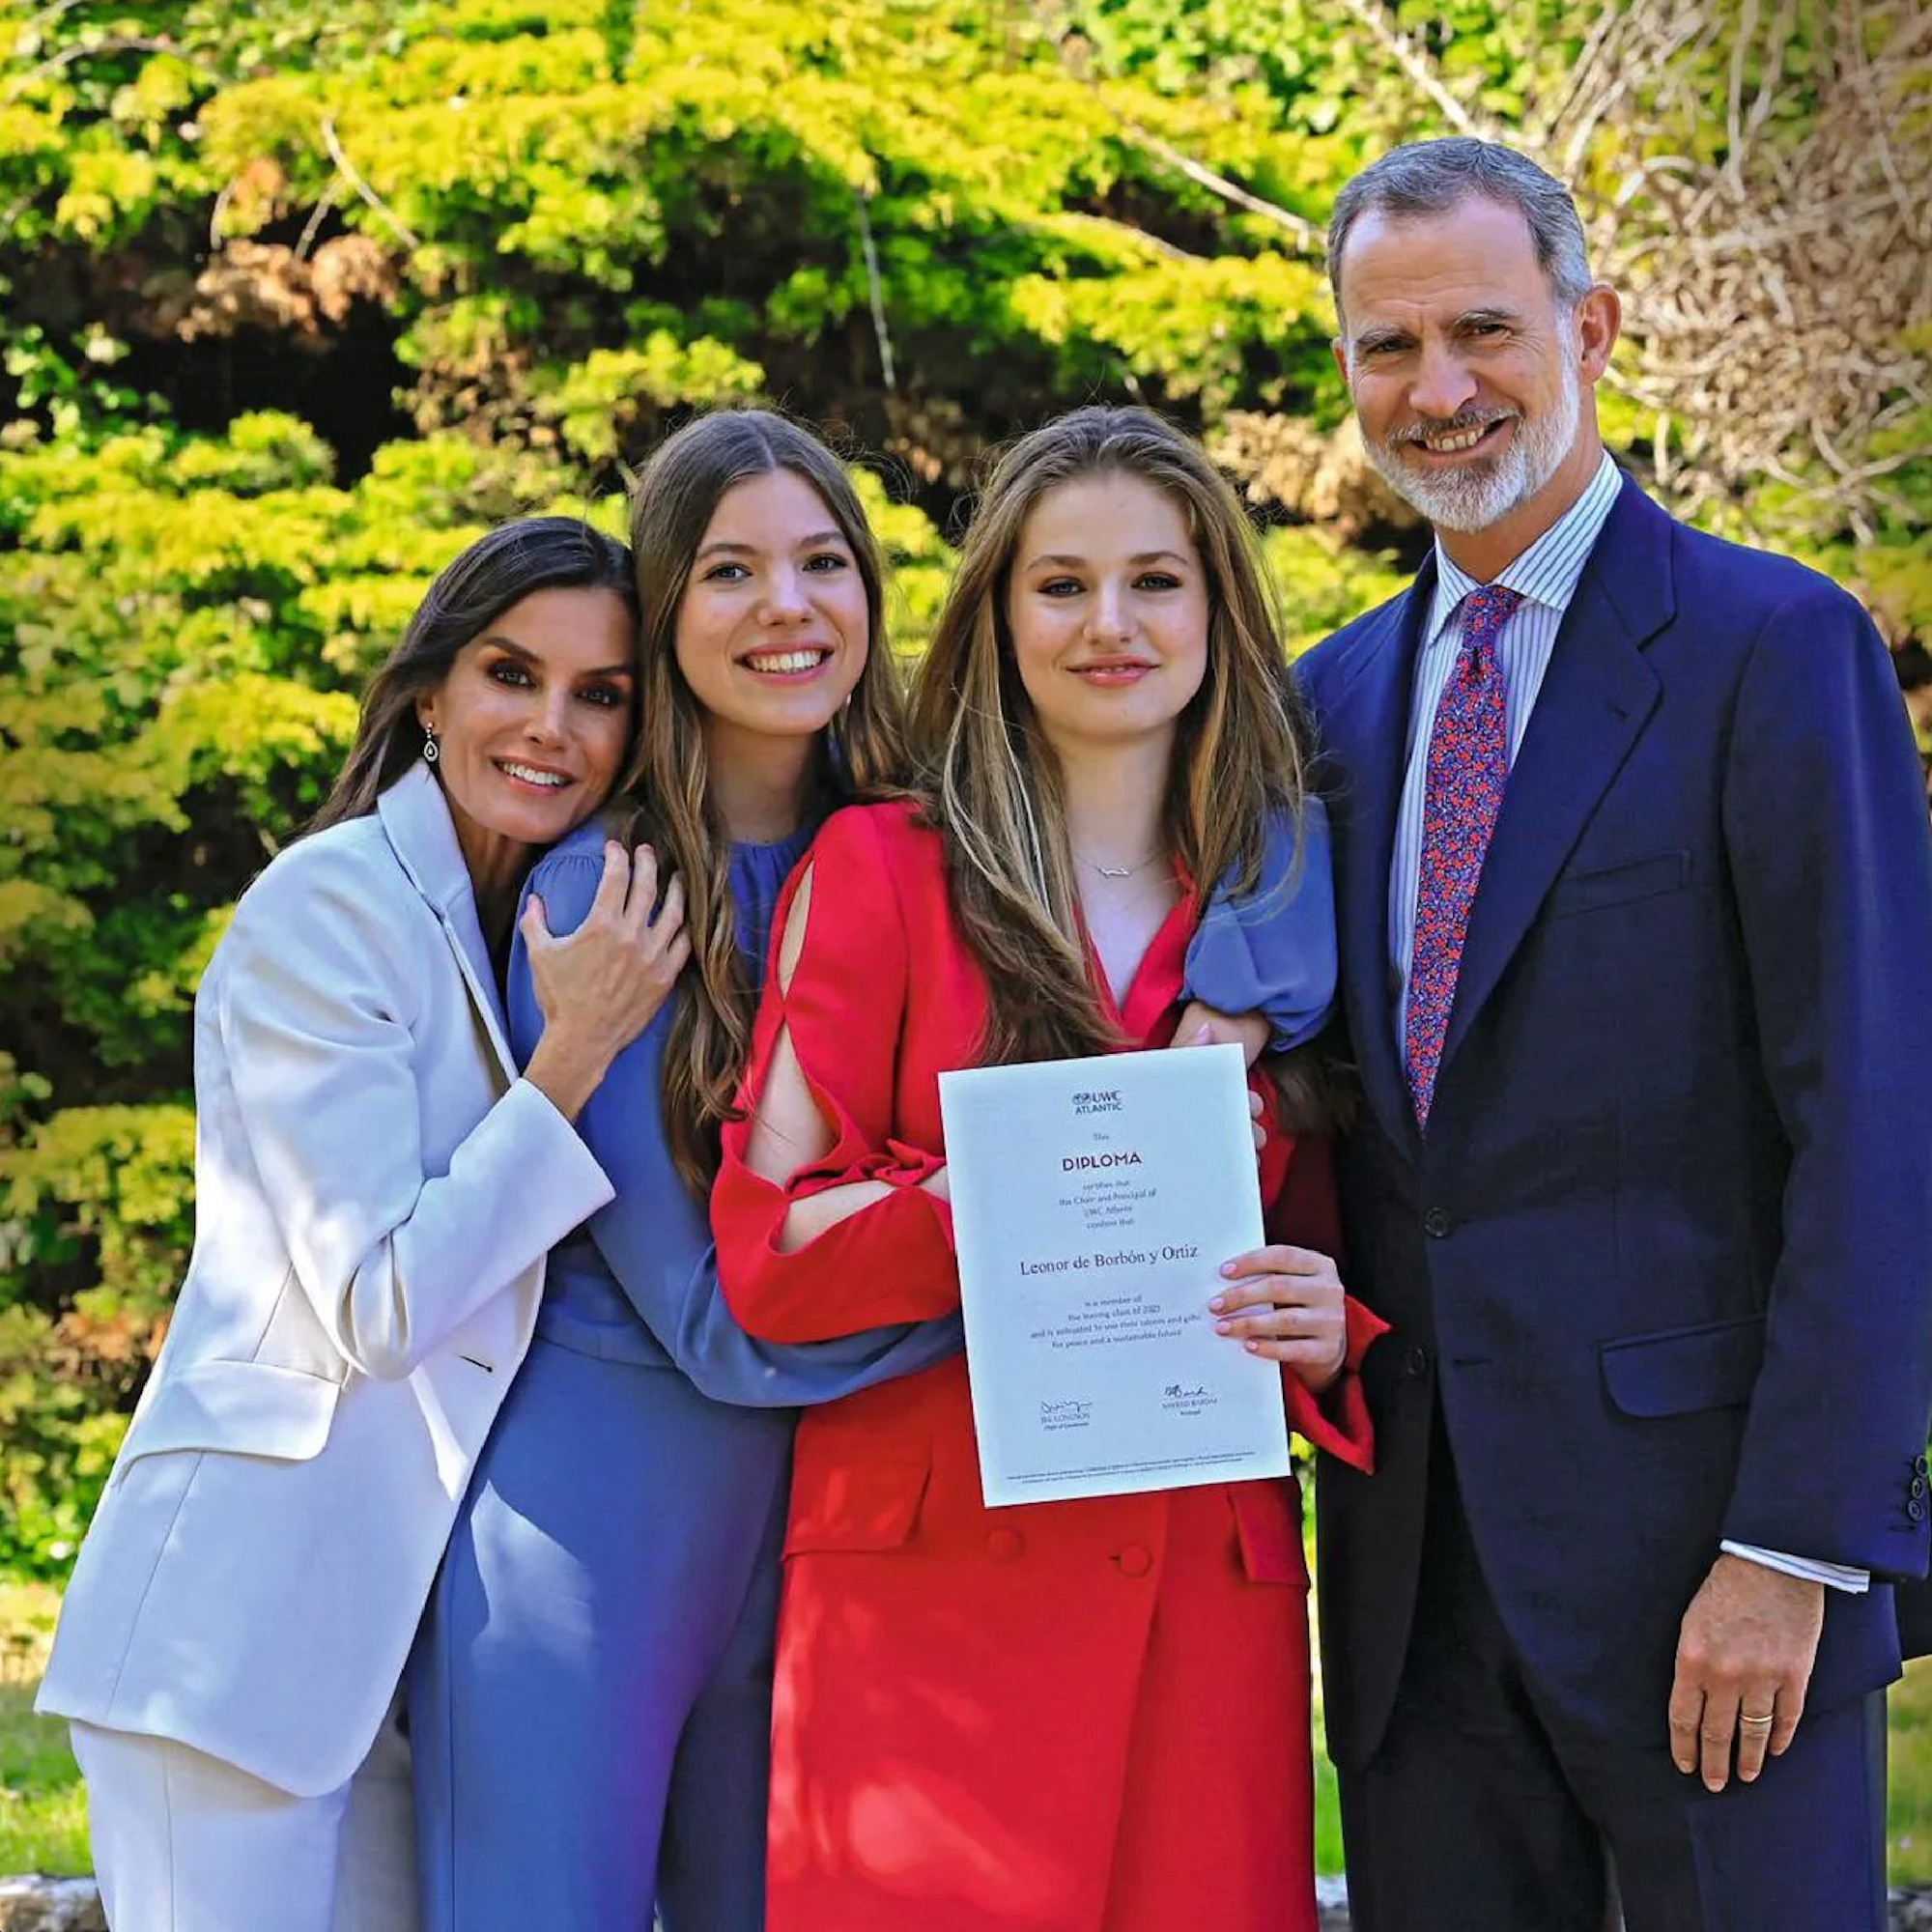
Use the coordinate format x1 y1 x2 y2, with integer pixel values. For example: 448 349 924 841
1387 410 1516 447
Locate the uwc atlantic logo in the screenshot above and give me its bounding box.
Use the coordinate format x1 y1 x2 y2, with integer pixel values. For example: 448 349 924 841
1071 1088 1122 1117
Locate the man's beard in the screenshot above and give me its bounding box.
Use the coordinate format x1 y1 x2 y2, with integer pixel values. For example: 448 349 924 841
1364 363 1579 534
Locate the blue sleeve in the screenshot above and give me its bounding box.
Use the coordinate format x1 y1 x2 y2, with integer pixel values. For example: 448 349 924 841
1180 796 1338 1053
1716 586 1932 1573
509 843 963 1407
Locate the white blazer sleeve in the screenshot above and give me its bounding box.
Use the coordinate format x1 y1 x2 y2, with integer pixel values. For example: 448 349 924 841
216 862 613 1380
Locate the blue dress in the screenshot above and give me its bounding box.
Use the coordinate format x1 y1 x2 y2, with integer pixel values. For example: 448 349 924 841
408 800 1336 1932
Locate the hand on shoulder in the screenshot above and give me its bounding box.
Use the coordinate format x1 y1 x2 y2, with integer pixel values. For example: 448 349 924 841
521 841 691 1121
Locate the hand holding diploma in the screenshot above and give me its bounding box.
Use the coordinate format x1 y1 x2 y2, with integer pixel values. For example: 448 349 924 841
940 1042 1303 1505
1169 1017 1343 1382
1209 1246 1348 1393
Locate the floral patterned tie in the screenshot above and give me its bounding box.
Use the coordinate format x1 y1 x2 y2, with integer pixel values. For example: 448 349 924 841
1405 583 1523 1125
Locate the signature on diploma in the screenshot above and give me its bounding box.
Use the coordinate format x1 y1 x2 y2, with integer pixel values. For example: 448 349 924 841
1161 1381 1219 1414
1039 1398 1094 1431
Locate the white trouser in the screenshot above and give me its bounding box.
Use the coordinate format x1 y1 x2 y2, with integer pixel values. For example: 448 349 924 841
69 1696 417 1932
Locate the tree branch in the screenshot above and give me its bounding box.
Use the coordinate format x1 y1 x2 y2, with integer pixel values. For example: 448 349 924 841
294 177 342 262
320 113 419 253
852 188 895 392
1115 122 1324 255
1331 0 1495 139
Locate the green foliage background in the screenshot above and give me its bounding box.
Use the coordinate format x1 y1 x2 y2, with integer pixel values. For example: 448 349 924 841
1 0 1927 1575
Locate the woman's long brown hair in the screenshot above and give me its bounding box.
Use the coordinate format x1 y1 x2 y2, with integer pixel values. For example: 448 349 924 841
906 405 1318 1072
617 411 907 1195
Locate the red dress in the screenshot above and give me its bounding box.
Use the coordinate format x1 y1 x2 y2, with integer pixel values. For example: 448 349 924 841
713 801 1382 1932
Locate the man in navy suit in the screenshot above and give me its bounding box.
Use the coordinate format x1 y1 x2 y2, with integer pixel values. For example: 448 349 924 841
1297 137 1932 1930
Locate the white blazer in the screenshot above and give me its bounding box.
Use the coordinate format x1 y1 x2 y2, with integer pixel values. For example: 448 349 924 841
39 764 614 1798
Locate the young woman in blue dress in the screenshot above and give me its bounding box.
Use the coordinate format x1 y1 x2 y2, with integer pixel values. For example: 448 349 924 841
407 412 1331 1932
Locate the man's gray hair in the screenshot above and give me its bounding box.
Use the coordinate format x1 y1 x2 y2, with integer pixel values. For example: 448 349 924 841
1326 138 1594 319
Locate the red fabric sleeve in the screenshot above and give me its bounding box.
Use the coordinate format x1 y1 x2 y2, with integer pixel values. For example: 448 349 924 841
712 806 962 1344
1267 1132 1384 1472
1250 1066 1292 1209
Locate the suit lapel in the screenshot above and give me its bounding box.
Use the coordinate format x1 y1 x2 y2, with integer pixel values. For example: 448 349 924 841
1438 483 1672 1072
1323 566 1435 1160
432 892 519 1089
376 766 519 1084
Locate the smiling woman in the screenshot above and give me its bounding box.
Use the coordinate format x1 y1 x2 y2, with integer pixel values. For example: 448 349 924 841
712 407 1378 1932
32 516 689 1932
413 583 637 945
670 466 875 836
402 413 956 1932
1006 470 1210 764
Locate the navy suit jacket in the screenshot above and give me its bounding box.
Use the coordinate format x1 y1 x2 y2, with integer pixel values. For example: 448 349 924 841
1298 476 1932 1772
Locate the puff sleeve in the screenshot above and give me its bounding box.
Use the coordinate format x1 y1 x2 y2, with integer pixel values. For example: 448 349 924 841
1182 797 1337 1053
509 836 963 1404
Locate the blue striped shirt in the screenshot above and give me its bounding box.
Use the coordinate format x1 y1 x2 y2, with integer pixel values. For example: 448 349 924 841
1382 449 1866 1596
1388 450 1622 1016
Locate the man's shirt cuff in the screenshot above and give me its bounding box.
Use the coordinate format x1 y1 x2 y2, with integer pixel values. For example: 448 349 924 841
1720 1539 1870 1594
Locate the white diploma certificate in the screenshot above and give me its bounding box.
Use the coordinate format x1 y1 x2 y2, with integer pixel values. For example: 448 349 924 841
938 1042 1290 1507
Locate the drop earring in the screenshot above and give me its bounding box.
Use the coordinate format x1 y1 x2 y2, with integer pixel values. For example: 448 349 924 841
422 723 440 765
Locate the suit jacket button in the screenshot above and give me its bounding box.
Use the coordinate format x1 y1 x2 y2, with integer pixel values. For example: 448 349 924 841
1423 1208 1454 1238
1404 1346 1431 1379
1117 1545 1152 1578
1918 1455 1930 1476
987 1527 1024 1560
1913 1477 1927 1500
1910 1500 1926 1523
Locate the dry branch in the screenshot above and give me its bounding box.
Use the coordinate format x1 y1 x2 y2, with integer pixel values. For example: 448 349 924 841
1115 123 1325 254
320 114 420 254
1331 0 1498 140
1565 0 1932 526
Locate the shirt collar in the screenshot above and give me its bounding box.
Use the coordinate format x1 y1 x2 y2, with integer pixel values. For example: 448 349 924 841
1424 450 1622 648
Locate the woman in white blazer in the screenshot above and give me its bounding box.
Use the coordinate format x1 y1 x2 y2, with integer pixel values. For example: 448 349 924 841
37 516 690 1932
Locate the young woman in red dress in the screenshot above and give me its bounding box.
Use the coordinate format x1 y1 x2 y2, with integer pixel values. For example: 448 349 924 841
712 407 1384 1932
